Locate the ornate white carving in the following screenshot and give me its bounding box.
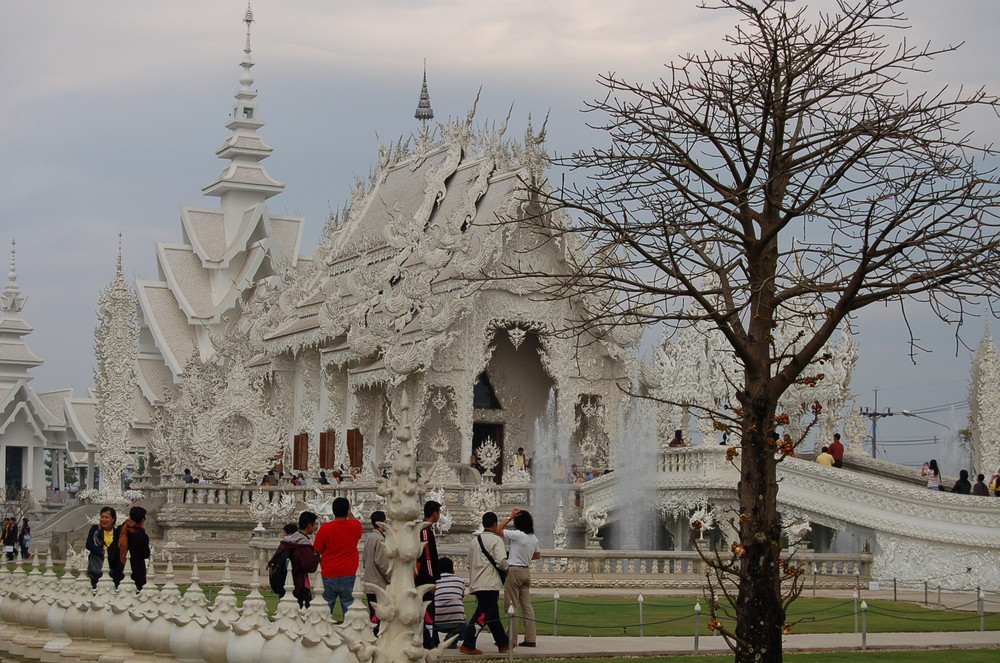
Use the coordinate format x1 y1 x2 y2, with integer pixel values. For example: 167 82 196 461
425 430 461 485
303 486 335 518
246 489 296 531
844 403 869 454
93 249 139 505
970 331 1000 477
425 486 453 535
503 449 532 485
188 337 286 484
464 482 499 516
689 503 716 541
553 499 567 550
476 437 501 478
583 506 608 541
654 257 857 446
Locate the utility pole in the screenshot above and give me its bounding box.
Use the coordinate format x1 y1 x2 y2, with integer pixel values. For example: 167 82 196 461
860 388 895 459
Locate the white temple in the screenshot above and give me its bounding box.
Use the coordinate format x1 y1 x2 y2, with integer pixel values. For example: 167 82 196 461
128 8 636 491
22 5 999 594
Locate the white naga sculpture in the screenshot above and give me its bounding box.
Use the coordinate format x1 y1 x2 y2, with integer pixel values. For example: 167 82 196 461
93 246 139 505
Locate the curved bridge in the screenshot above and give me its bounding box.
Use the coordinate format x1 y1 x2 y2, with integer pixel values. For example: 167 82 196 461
578 447 1000 590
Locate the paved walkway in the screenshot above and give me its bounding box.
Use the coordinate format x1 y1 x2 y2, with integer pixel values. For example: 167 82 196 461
439 630 1000 659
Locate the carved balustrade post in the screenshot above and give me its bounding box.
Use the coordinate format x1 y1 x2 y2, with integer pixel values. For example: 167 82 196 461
168 555 209 662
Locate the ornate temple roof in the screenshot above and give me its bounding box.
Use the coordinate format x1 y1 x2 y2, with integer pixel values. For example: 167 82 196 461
247 105 617 384
133 8 304 386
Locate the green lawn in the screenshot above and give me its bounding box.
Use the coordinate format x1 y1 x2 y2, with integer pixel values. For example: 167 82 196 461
227 591 998 637
539 653 999 663
479 595 999 637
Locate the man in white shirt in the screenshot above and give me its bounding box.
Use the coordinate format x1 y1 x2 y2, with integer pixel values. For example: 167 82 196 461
459 512 510 655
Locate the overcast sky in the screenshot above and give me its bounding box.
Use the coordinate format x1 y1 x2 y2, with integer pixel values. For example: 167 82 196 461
2 0 998 471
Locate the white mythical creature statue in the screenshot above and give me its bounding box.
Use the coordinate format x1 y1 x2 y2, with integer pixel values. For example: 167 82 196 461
303 487 334 519
689 504 716 541
583 506 608 542
425 486 453 536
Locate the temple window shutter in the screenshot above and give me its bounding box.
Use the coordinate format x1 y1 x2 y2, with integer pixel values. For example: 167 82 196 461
347 428 364 468
293 433 309 471
319 431 336 468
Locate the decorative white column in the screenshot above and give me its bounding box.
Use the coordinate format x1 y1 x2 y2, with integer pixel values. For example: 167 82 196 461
970 331 1000 476
92 243 139 505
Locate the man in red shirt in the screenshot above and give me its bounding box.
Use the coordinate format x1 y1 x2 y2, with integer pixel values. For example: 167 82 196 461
313 496 363 616
829 433 845 468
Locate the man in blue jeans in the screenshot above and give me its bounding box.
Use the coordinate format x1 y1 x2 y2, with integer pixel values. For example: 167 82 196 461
313 496 363 616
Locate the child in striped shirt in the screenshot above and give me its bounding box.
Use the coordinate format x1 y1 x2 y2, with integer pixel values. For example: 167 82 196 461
434 557 467 646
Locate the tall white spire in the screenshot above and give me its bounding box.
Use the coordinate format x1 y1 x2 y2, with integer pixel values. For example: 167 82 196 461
0 239 43 385
202 1 283 205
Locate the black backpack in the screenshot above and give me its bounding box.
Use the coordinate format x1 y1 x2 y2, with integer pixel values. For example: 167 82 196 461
267 547 292 595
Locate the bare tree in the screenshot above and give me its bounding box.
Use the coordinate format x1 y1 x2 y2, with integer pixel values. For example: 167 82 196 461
503 1 1000 660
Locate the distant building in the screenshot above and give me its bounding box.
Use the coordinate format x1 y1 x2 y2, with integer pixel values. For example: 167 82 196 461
0 241 98 506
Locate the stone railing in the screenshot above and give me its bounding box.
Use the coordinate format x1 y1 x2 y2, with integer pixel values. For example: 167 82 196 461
441 548 871 590
0 552 360 663
162 482 381 506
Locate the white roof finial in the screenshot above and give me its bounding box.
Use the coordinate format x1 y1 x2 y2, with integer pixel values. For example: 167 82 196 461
115 233 124 282
244 2 254 57
414 60 434 123
201 1 283 200
7 239 17 293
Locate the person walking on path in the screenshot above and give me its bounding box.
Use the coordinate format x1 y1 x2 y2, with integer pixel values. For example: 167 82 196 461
500 508 541 648
118 505 150 590
85 506 124 588
362 510 390 633
2 517 17 561
460 511 510 655
268 511 320 607
313 496 363 616
415 500 442 649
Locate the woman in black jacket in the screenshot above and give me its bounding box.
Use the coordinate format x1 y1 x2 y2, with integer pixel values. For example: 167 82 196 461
85 506 124 588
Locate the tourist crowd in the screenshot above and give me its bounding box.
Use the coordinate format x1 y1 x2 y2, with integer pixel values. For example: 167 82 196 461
266 499 540 656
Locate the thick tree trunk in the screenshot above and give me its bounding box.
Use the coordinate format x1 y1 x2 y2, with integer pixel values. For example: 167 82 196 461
734 395 785 663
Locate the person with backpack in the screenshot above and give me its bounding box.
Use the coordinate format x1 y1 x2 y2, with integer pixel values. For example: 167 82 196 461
268 511 321 607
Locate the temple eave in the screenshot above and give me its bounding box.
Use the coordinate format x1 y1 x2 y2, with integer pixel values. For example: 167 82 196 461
202 180 284 198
